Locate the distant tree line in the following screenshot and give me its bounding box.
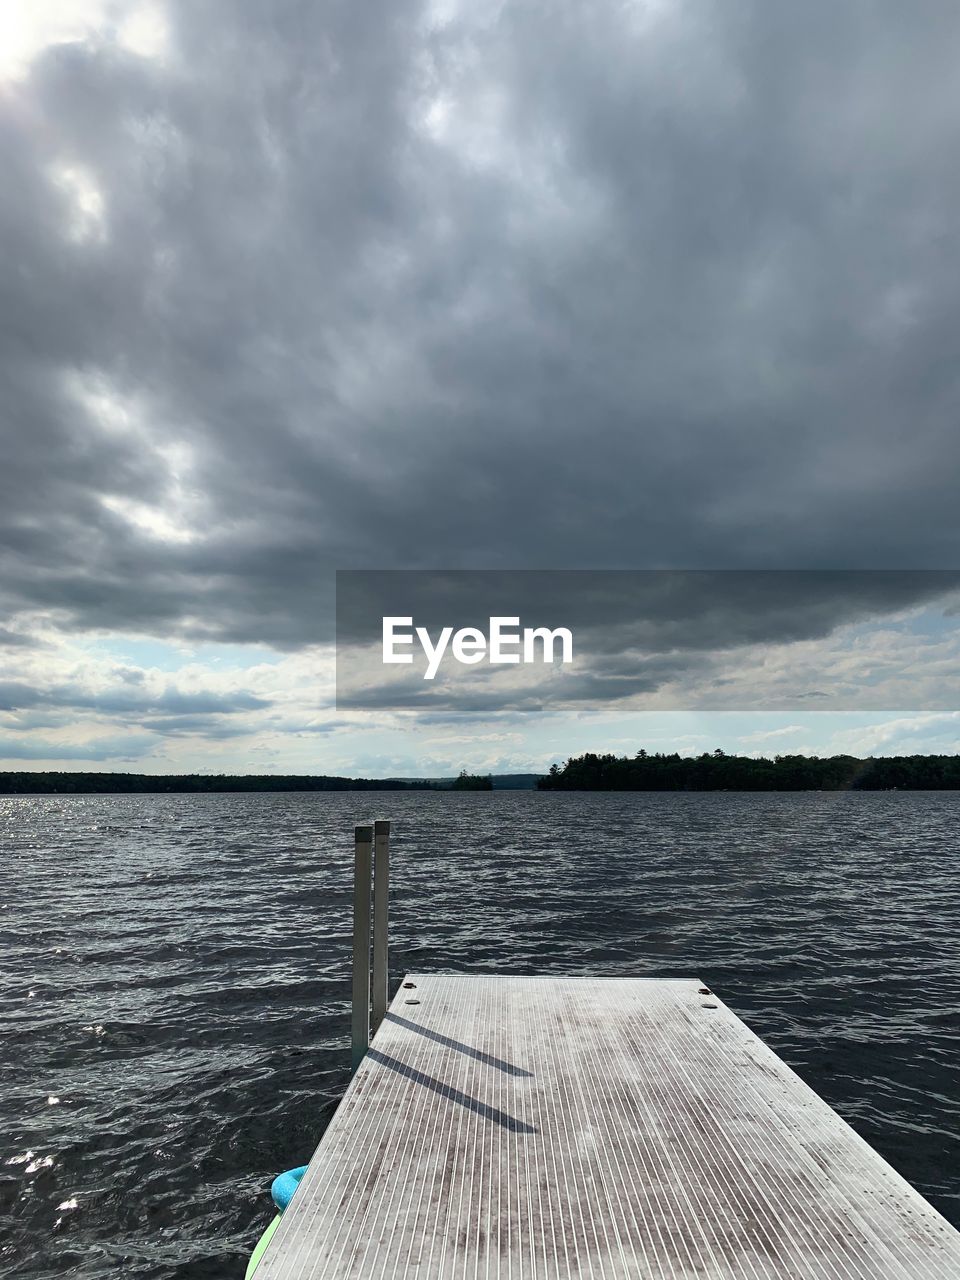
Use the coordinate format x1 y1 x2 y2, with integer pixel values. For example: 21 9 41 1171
537 750 960 791
449 770 494 791
0 772 438 795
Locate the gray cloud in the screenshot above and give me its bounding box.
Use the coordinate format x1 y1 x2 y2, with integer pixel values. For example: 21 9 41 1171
0 680 268 715
334 569 960 711
336 569 960 648
0 627 43 648
136 714 257 737
0 734 157 761
2 1 960 660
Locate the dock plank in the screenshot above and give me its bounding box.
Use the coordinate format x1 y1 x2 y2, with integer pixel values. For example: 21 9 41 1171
254 976 960 1279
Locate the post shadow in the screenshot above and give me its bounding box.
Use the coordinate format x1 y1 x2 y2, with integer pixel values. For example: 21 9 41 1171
384 1012 533 1078
367 1048 537 1134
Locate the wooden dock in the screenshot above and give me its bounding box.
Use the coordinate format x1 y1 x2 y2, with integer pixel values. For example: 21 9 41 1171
252 974 960 1279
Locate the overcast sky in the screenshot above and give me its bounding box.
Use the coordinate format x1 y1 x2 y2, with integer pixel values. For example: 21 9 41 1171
2 1 960 774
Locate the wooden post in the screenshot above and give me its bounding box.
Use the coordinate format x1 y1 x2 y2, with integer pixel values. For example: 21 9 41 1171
351 824 373 1072
372 820 391 1033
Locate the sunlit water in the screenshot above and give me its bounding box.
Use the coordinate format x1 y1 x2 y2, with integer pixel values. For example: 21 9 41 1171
1 790 958 1278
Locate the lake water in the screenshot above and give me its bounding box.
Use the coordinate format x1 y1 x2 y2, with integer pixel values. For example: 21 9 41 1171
1 790 958 1278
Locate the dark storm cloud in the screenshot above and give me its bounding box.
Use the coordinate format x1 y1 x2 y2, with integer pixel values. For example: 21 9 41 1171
335 570 960 713
3 2 960 653
336 570 960 650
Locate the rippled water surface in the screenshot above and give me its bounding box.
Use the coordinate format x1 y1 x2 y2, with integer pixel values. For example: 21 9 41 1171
1 790 958 1278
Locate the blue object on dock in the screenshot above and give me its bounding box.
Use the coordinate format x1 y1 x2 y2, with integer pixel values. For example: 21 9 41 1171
245 1165 309 1278
270 1165 307 1214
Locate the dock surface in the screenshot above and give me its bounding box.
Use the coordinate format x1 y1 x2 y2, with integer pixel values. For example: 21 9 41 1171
254 975 960 1279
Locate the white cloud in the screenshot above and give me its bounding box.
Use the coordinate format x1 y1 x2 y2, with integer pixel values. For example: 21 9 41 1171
0 1 108 82
117 3 168 60
740 724 806 744
98 494 191 544
826 712 960 758
50 163 107 243
0 1 168 83
67 372 205 543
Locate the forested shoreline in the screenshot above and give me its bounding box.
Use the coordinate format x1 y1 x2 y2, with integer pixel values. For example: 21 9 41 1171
3 753 960 794
0 772 437 795
537 751 960 791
